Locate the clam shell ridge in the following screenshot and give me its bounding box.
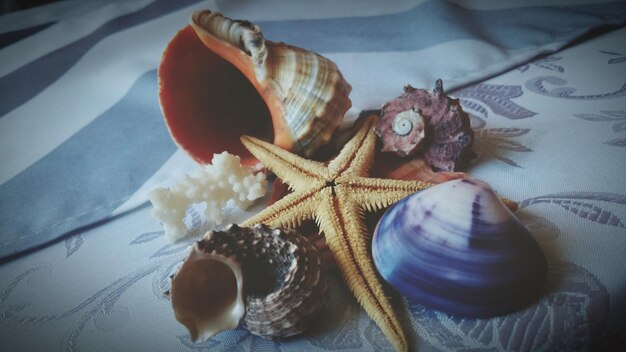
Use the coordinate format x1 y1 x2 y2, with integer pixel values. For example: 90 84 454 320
170 224 328 341
189 10 352 158
372 179 547 318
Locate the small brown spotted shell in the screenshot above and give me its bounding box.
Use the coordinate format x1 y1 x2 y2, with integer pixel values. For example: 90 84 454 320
170 224 327 341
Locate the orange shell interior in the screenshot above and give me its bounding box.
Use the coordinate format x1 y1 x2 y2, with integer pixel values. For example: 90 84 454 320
158 25 273 165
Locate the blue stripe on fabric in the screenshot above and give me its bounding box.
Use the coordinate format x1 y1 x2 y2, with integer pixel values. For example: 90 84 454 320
0 0 201 118
0 70 176 260
256 1 626 53
0 21 55 50
2 1 625 120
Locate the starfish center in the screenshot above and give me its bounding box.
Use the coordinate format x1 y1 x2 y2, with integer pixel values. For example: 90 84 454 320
324 179 337 188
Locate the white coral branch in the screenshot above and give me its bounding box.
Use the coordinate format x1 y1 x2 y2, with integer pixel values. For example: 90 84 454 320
148 152 267 242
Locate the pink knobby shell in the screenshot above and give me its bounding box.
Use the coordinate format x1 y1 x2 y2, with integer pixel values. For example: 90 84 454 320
375 79 476 171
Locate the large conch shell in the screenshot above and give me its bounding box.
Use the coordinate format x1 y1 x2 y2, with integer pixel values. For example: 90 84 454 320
158 10 352 165
170 224 328 341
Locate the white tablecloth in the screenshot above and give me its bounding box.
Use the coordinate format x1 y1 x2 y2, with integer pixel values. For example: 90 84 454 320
1 1 625 351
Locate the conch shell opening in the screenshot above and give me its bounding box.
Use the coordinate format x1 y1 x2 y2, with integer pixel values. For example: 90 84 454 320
158 25 273 165
170 250 245 342
158 10 352 165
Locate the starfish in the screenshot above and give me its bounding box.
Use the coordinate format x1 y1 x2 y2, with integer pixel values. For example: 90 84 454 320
240 116 431 351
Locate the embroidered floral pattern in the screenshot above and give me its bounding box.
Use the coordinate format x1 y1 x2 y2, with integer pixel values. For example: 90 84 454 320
455 83 535 168
456 83 537 120
525 76 626 100
520 192 626 228
574 110 626 147
600 50 626 65
2 263 162 352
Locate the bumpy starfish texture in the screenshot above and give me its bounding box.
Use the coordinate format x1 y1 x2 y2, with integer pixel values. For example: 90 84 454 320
240 116 431 352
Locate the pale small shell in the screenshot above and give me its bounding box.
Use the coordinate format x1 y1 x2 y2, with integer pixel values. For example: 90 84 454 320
392 109 425 140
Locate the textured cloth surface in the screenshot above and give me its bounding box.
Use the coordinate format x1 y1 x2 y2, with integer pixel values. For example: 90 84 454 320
1 0 626 259
0 0 626 352
1 3 626 349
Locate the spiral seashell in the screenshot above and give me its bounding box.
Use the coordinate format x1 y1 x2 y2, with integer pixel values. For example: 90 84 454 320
375 80 475 171
392 109 425 138
158 10 352 165
170 224 328 341
372 179 547 318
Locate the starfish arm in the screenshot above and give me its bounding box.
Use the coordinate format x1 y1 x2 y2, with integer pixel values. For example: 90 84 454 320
343 176 519 212
328 115 378 178
241 135 328 192
240 188 320 228
342 176 433 212
316 186 408 352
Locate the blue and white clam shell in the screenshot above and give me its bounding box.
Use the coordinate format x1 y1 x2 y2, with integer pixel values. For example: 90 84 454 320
372 179 547 318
